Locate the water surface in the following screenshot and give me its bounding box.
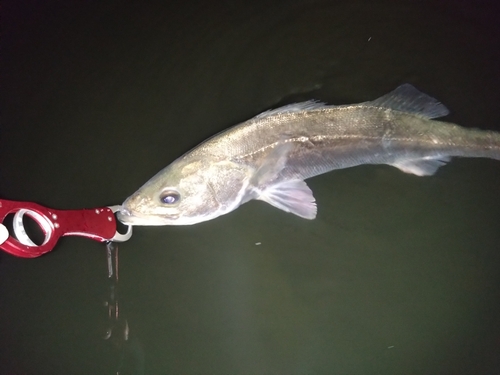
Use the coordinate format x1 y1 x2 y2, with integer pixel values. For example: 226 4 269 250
1 1 500 374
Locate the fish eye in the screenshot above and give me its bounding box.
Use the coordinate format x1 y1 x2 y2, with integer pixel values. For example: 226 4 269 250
160 190 181 205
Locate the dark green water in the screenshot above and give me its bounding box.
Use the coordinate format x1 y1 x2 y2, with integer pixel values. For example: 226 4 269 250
1 1 500 374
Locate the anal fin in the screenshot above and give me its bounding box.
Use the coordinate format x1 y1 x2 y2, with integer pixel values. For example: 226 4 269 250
391 156 451 176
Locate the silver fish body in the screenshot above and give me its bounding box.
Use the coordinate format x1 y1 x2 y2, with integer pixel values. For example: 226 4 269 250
118 84 500 225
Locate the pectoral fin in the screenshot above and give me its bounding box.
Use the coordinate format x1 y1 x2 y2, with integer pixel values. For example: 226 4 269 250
257 180 317 219
251 142 294 186
250 140 316 219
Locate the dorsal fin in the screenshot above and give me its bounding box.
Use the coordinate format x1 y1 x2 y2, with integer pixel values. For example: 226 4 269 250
367 84 450 119
255 100 329 119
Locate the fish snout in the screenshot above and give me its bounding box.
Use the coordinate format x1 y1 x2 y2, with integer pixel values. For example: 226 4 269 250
118 206 132 217
116 206 133 224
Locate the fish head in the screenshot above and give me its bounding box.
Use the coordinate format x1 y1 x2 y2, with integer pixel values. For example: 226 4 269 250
117 157 250 225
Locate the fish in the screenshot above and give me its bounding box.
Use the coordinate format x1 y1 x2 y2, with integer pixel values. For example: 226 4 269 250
117 84 500 226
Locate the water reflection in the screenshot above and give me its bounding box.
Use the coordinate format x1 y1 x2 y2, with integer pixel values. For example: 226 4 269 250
103 242 144 375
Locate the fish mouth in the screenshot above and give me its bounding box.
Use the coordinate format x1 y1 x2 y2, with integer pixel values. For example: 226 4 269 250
116 206 178 226
116 207 139 225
